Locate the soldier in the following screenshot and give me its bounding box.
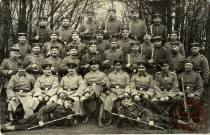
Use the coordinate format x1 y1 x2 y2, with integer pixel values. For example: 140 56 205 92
6 63 36 121
148 36 172 75
58 62 86 125
129 9 147 41
149 13 167 43
131 62 157 109
1 97 76 132
78 10 99 42
56 17 74 45
151 60 179 117
60 45 80 75
80 59 110 128
102 38 124 74
43 46 62 77
125 41 146 77
170 42 185 74
41 31 64 59
101 8 122 39
95 30 110 55
12 33 31 60
104 60 130 126
66 31 85 59
24 43 44 78
80 40 103 76
117 27 133 55
30 64 59 112
31 16 51 46
187 43 209 86
0 47 20 98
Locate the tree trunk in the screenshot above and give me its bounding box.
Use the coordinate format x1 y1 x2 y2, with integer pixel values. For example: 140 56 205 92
18 0 27 33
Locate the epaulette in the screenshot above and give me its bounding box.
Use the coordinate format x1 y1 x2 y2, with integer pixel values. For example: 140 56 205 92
200 55 206 58
170 71 176 75
155 72 161 75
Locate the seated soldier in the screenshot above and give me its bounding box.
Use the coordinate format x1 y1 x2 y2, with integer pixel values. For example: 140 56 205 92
1 96 76 132
104 60 130 126
80 59 110 128
58 62 86 125
131 62 157 109
151 60 179 117
117 95 176 129
30 64 59 112
7 62 36 121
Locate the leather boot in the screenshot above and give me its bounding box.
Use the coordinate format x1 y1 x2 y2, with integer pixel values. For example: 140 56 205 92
98 105 104 128
105 112 113 126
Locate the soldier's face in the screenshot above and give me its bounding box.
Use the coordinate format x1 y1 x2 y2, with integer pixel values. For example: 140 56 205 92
18 36 27 44
64 100 73 109
153 40 162 47
87 13 93 20
72 34 79 41
43 67 51 76
18 67 26 74
32 47 41 54
191 47 200 55
69 49 78 56
96 34 103 41
121 98 131 108
115 63 122 71
39 20 47 27
138 65 146 74
50 34 58 41
51 49 59 56
131 45 139 53
185 63 193 72
153 17 161 25
111 42 117 50
161 64 169 72
89 45 97 53
10 51 18 59
67 67 76 75
143 34 151 42
121 30 129 37
169 34 178 41
132 13 139 20
108 11 116 19
62 19 70 27
90 64 99 71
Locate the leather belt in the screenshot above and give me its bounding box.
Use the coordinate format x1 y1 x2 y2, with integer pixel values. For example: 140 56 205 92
88 83 101 86
111 84 125 89
63 88 78 91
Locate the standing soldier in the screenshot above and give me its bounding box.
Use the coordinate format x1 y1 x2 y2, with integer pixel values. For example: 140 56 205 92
170 42 185 74
31 16 51 46
102 38 124 74
41 31 64 59
43 46 62 77
78 10 98 43
101 8 122 39
151 60 179 117
117 27 133 55
13 33 31 60
187 43 209 86
30 64 59 112
58 62 86 125
95 30 110 56
149 13 167 44
7 63 36 121
56 17 74 45
80 59 110 128
24 43 44 79
0 47 20 98
104 60 130 126
164 31 185 56
131 62 157 109
129 9 147 42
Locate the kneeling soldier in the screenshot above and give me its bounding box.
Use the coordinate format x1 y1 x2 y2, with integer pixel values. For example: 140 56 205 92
30 64 59 112
80 59 110 128
58 62 86 125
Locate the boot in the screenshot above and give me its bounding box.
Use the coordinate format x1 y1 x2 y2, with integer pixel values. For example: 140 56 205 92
73 119 78 126
98 104 104 128
105 112 113 126
82 115 89 124
8 112 14 121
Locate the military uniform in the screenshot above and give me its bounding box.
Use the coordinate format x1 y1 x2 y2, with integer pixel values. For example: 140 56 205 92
164 41 185 56
171 52 185 74
129 20 147 41
7 72 36 118
30 75 59 111
31 27 51 45
60 56 80 72
66 41 85 59
58 73 86 114
56 26 74 44
117 37 133 54
149 24 167 43
139 42 154 61
41 41 64 58
104 70 130 113
43 56 62 75
96 40 110 55
13 43 30 60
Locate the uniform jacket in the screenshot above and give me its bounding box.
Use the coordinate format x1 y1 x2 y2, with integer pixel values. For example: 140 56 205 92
101 18 122 37
56 27 74 43
103 49 124 67
78 20 99 39
31 27 51 44
118 38 133 54
24 53 44 73
139 42 154 61
60 56 80 71
42 41 64 58
80 52 103 67
171 52 185 74
43 56 62 73
125 52 146 68
164 41 185 56
153 46 172 67
96 40 111 55
13 43 30 59
65 41 85 59
149 24 167 42
129 19 147 40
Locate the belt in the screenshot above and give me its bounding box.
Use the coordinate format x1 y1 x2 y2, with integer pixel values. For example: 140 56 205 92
41 86 52 91
15 89 28 93
88 83 101 86
63 88 78 91
111 84 125 89
136 87 148 91
160 88 171 91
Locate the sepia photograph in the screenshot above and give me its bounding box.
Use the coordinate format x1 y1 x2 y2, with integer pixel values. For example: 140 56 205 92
0 0 209 134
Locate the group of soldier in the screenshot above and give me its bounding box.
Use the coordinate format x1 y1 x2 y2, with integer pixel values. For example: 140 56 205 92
0 7 209 132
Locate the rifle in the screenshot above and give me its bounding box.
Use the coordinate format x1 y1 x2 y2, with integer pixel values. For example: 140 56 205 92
0 76 5 94
28 113 80 130
111 113 164 130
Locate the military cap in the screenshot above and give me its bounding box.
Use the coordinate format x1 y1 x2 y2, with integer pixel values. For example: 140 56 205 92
120 94 131 101
189 42 200 48
42 64 52 70
143 31 151 36
39 16 48 21
152 36 163 42
109 38 118 43
170 41 179 46
130 41 140 47
18 62 26 68
89 59 100 65
65 96 75 103
153 13 161 18
121 27 129 32
169 31 178 35
60 16 70 21
184 59 193 65
96 30 104 35
108 8 116 13
159 60 170 67
113 60 123 65
72 30 79 35
89 40 98 46
18 33 27 37
67 62 77 69
69 45 78 50
131 9 139 14
50 46 59 50
10 47 20 52
86 9 95 15
50 31 59 36
137 61 147 67
31 43 41 48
